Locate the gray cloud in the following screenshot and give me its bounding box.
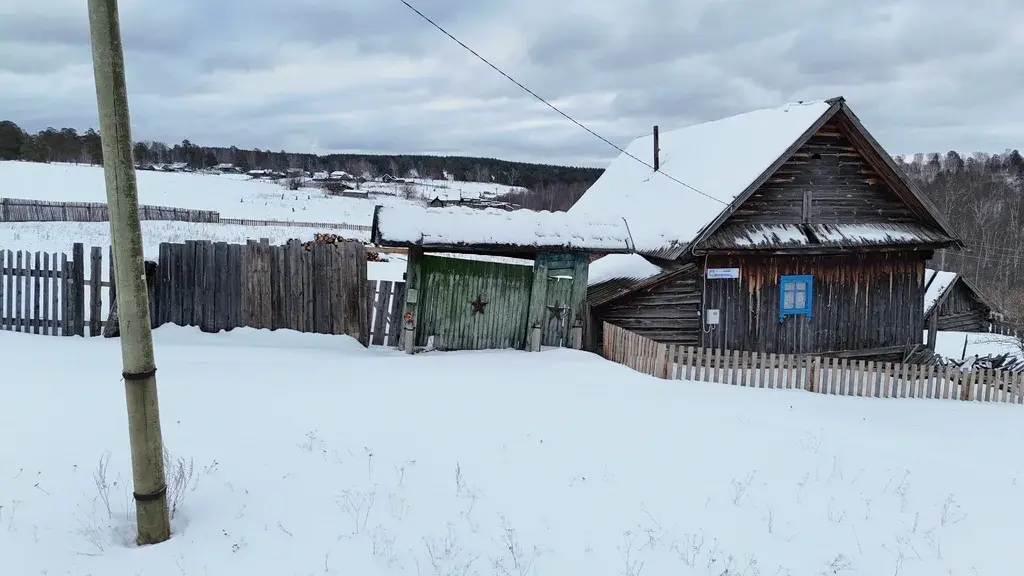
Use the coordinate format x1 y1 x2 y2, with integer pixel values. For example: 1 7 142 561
1 0 1023 167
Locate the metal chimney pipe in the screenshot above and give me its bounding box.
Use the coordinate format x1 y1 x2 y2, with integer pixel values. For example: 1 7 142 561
653 125 659 171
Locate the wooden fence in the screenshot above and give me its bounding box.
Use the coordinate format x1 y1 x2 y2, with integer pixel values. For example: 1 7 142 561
0 198 371 233
153 239 369 343
0 244 111 337
0 198 219 223
603 323 1024 405
218 218 371 232
1 240 407 346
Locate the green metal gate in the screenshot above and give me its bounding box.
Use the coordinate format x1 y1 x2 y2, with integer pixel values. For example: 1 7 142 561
416 255 534 350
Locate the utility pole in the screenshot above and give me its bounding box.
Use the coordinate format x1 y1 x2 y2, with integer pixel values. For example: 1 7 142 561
87 0 171 545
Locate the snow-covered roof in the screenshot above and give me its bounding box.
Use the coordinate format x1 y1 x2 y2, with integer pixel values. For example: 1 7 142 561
703 222 952 250
569 99 835 252
372 205 634 253
588 254 663 287
924 268 958 316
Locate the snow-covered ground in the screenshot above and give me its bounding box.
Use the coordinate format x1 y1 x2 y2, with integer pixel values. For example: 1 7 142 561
933 330 1021 361
2 326 1022 575
0 161 523 226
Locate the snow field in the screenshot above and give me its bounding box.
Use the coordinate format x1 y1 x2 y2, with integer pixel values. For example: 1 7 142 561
0 161 524 225
1 326 1022 575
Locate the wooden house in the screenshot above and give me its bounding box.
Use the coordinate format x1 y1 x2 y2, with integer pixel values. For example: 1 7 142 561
370 204 632 353
923 268 999 347
572 97 963 359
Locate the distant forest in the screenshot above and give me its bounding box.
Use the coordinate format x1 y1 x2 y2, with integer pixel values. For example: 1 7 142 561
0 120 600 210
899 150 1024 318
2 120 1023 318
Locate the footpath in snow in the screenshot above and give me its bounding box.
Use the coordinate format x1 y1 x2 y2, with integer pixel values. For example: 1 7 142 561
0 327 1021 575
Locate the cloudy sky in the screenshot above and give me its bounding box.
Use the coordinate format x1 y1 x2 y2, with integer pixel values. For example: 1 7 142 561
2 0 1023 167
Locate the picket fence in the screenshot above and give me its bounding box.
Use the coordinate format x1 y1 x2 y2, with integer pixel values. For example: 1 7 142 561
602 322 1024 404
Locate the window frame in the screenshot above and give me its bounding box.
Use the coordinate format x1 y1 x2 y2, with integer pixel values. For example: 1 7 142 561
779 274 813 321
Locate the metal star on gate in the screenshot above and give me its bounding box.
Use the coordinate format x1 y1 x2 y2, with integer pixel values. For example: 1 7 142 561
547 301 567 321
470 295 488 314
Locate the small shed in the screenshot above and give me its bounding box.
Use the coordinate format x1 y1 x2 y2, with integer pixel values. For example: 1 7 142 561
371 204 632 352
923 268 999 346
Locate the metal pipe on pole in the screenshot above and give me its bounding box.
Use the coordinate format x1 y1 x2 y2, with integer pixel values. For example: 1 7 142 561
86 0 171 545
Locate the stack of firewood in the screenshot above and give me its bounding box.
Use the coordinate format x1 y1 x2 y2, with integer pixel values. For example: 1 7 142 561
301 233 357 247
299 234 388 262
939 352 1024 372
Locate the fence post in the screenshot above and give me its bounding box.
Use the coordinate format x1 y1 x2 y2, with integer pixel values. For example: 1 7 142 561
89 246 103 336
808 357 821 392
569 319 583 350
72 243 85 336
655 343 669 378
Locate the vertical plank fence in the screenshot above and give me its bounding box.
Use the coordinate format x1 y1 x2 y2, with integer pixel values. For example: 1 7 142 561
602 322 1024 406
150 239 370 344
3 239 402 347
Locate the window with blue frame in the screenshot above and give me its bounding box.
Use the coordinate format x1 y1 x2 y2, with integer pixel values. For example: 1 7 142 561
779 275 813 321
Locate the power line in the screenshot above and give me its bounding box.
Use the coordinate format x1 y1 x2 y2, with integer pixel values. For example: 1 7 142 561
395 0 728 205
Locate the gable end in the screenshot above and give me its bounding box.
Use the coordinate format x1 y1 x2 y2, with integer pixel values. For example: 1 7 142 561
695 103 962 253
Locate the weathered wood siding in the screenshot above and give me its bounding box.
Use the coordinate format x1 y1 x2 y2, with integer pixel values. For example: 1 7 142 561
701 253 926 355
935 281 991 332
416 255 534 350
711 119 916 231
596 268 702 347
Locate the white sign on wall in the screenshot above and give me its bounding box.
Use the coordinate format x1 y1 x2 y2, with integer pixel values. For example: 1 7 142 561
706 268 740 279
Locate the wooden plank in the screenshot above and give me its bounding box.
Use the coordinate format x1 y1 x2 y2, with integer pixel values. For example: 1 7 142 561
22 252 31 333
371 281 391 346
0 251 4 330
213 242 227 332
693 347 705 382
387 282 406 347
32 252 41 334
3 250 12 332
14 251 23 332
203 241 217 332
312 243 329 333
108 246 116 325
41 252 51 335
89 246 102 336
283 240 298 332
329 244 344 335
60 252 69 335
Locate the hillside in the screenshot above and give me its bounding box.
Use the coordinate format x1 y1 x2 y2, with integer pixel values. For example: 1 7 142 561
0 120 602 211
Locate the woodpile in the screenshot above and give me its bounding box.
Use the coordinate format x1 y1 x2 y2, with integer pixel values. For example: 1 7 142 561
939 352 1024 373
299 234 388 262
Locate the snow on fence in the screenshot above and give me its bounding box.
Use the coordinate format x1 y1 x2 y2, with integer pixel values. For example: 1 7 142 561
0 197 219 223
602 322 1024 404
218 218 371 232
0 197 372 233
